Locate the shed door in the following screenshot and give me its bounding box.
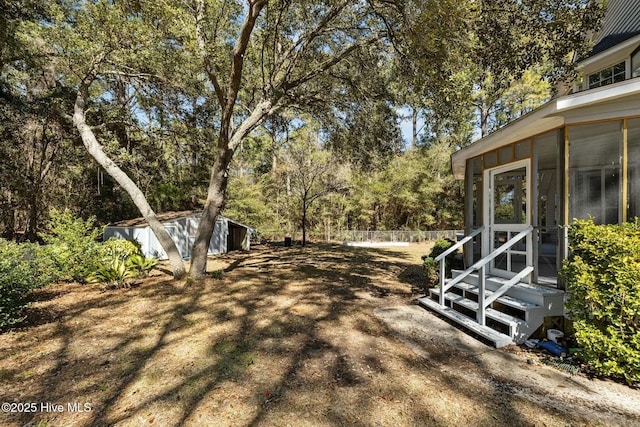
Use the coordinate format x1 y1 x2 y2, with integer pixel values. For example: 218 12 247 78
484 159 532 279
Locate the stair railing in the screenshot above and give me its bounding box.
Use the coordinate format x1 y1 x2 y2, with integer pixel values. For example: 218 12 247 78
435 225 534 326
434 226 484 296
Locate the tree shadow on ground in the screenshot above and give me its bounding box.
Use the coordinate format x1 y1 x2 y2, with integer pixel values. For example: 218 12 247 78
0 243 609 426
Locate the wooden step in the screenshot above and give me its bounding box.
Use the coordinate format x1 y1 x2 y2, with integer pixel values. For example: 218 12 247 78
449 271 565 316
428 290 527 337
448 281 541 312
417 297 514 348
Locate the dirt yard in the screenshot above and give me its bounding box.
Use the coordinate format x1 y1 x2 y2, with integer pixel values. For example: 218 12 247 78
1 242 639 426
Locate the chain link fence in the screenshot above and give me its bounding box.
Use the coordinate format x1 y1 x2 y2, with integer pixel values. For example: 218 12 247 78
328 230 463 243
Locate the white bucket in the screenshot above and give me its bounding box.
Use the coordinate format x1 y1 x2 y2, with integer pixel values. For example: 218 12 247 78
547 329 564 343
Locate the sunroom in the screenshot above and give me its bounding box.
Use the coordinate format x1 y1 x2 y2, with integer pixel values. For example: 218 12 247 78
418 77 640 347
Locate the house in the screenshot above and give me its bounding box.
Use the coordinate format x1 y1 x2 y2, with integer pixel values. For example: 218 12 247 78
419 0 640 347
104 211 253 260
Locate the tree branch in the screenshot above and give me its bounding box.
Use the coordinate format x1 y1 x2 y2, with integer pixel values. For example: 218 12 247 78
282 37 379 91
195 0 225 108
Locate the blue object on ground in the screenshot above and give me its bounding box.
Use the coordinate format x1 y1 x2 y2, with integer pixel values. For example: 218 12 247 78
536 340 568 357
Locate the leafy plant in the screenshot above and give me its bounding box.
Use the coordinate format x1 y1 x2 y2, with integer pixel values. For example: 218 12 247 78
421 256 439 290
89 240 157 287
126 254 158 278
100 238 141 261
429 238 456 259
39 209 103 283
88 256 136 289
561 218 640 385
422 238 464 279
0 239 52 328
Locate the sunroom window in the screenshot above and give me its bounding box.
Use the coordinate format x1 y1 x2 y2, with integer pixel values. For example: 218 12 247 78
568 121 622 225
588 61 626 89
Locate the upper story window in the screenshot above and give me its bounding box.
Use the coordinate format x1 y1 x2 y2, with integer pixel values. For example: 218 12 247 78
632 47 640 78
588 61 626 89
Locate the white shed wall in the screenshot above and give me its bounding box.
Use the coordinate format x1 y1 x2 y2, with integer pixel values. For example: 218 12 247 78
104 215 232 260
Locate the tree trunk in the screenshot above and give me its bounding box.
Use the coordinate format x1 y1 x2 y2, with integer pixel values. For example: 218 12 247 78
412 107 418 148
4 191 15 240
271 121 278 174
480 99 490 138
73 85 186 279
25 191 38 241
302 197 307 246
189 147 229 279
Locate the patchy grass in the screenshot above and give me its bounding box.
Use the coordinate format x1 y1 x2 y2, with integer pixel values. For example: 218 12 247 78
0 242 636 426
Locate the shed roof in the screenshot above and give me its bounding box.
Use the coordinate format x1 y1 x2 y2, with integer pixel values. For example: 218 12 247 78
109 211 201 227
109 211 254 231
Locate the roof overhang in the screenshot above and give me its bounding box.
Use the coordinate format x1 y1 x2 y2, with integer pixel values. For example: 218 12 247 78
451 78 640 179
578 33 640 71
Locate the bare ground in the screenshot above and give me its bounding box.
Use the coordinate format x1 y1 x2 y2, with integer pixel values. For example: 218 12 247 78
1 242 639 426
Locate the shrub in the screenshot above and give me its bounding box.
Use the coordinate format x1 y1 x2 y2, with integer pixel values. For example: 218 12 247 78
421 256 439 289
561 218 640 385
88 240 157 287
126 254 158 278
421 238 464 281
0 239 51 328
100 238 142 260
39 209 103 283
429 238 456 259
88 256 136 289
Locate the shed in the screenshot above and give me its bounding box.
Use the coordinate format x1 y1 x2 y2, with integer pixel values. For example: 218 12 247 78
103 211 253 260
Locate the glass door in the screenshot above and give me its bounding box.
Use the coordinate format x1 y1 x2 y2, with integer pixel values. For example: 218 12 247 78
484 159 532 279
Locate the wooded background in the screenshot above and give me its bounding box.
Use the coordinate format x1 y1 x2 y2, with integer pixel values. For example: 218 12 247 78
0 0 602 252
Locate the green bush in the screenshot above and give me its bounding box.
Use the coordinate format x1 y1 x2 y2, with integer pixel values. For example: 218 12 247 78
39 209 103 283
421 256 439 289
0 239 51 328
126 254 158 278
421 238 464 280
88 256 136 288
88 240 157 287
429 238 456 259
100 238 142 260
561 218 640 385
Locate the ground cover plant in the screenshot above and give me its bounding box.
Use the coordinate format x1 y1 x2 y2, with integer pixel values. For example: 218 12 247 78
2 243 639 426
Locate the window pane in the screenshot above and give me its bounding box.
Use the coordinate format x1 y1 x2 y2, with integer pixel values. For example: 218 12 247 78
514 140 530 159
484 151 497 168
633 49 640 78
569 121 622 224
493 167 527 224
589 62 627 89
614 68 625 83
498 146 512 164
534 130 560 281
468 156 483 263
469 157 483 227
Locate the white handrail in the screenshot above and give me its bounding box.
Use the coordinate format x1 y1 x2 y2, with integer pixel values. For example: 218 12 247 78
434 226 484 262
439 225 534 307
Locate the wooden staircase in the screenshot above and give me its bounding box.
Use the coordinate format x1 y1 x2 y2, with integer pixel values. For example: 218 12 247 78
417 226 565 348
418 271 564 348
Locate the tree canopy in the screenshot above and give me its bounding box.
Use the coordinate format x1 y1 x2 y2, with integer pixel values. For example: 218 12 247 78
0 0 603 279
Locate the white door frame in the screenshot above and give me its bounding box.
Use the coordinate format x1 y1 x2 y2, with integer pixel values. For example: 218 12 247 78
483 159 532 279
